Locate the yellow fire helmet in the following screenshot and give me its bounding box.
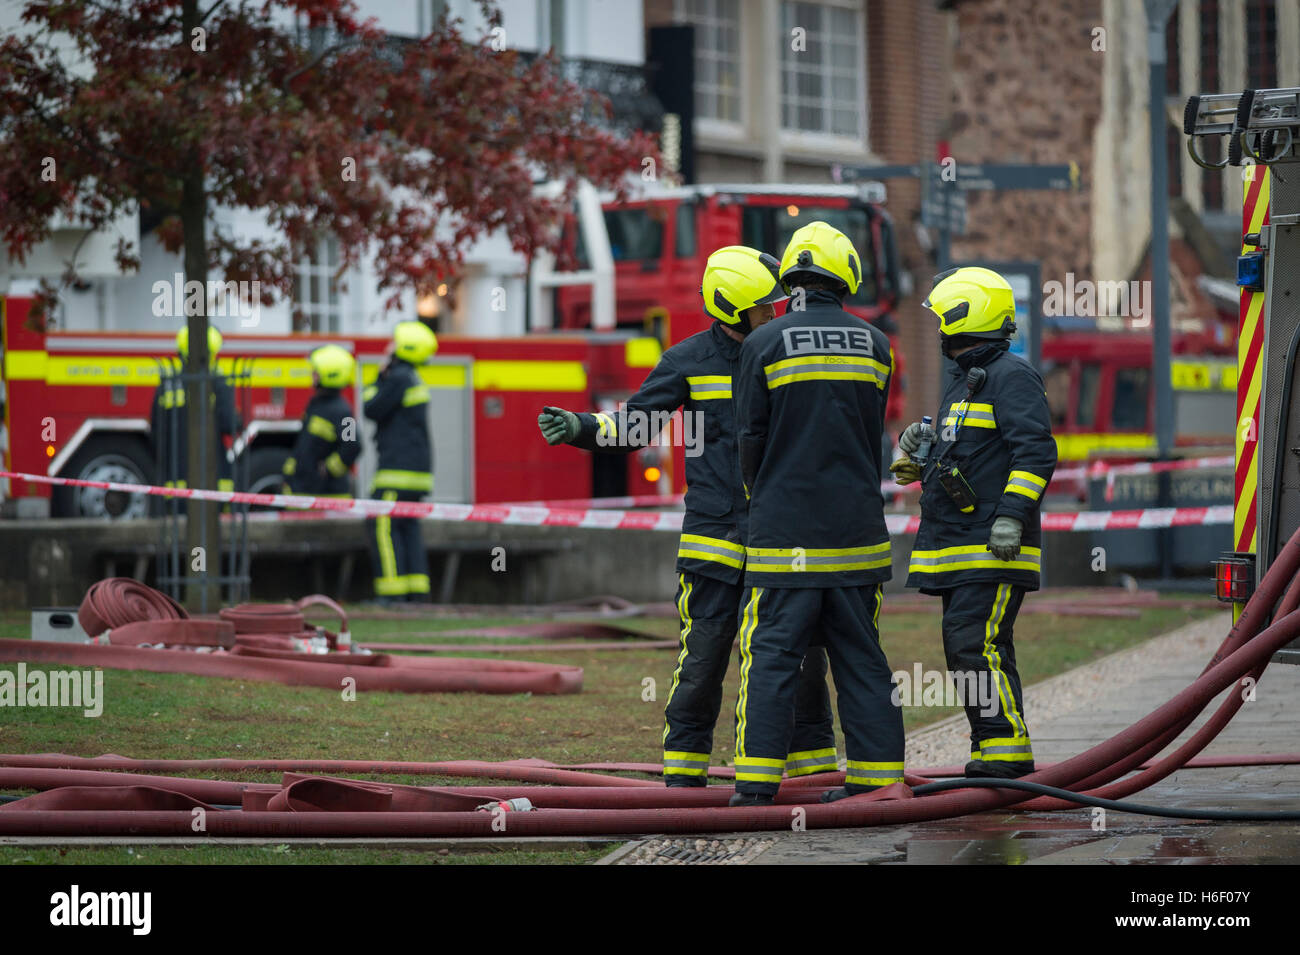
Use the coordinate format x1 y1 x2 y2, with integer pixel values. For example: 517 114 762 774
393 320 438 364
701 245 789 326
778 220 862 296
176 325 223 361
309 344 355 389
923 266 1017 339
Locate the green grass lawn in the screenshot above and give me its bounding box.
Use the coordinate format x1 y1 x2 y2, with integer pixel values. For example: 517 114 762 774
0 596 1219 865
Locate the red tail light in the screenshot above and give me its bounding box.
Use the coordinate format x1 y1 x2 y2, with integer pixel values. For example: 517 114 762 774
1213 553 1255 604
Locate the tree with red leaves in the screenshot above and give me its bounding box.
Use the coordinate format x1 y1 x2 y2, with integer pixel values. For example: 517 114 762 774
0 0 656 603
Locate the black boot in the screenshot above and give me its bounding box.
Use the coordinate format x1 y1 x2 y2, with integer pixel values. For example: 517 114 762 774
665 777 706 789
728 792 774 807
819 786 880 803
964 760 1036 779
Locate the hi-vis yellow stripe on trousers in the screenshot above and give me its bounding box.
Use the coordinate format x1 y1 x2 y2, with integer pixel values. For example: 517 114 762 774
661 574 694 748
373 490 406 596
785 748 837 777
845 760 904 787
733 587 770 780
971 736 1034 763
982 583 1028 739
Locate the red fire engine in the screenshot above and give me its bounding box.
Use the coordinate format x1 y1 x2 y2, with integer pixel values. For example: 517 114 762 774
1040 316 1237 496
2 183 906 519
0 296 663 518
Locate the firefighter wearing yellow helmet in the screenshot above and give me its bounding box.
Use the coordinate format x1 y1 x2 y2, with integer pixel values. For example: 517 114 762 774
282 345 360 497
363 321 437 602
536 245 838 789
150 324 238 493
729 221 901 805
892 266 1057 781
778 219 863 296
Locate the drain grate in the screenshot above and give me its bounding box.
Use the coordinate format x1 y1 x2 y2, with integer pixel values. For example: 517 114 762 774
617 836 774 865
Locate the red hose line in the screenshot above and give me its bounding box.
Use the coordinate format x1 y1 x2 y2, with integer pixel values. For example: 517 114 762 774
1016 581 1295 809
219 603 305 633
8 755 1296 813
1016 568 1300 810
0 756 657 788
1017 667 1264 811
3 607 1298 835
6 541 1299 835
360 641 680 654
1029 538 1300 798
0 768 748 808
0 639 583 695
0 768 263 805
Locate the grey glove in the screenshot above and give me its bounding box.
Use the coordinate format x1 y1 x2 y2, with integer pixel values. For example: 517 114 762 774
538 406 580 445
889 457 921 486
898 421 935 456
988 515 1023 561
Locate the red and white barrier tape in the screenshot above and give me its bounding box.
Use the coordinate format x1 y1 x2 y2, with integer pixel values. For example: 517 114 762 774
500 456 1236 506
501 493 685 509
1 470 1232 535
1052 453 1234 485
0 471 684 531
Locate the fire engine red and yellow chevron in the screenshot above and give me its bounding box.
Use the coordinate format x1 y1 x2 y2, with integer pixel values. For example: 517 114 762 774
1236 166 1268 555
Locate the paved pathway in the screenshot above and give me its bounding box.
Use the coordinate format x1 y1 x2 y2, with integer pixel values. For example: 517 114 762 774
609 612 1300 864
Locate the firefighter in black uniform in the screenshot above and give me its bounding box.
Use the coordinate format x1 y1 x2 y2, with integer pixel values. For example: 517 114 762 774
283 344 360 497
364 321 436 602
732 221 903 806
151 326 238 492
537 246 837 788
890 267 1057 779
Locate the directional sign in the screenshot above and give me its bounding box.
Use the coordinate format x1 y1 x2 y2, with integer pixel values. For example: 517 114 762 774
920 173 968 234
950 162 1080 192
833 163 924 183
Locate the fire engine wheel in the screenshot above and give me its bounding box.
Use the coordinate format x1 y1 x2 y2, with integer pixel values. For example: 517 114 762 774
53 437 153 520
244 446 292 500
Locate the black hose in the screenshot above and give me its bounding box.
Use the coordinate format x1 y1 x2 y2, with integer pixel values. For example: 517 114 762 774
912 777 1300 821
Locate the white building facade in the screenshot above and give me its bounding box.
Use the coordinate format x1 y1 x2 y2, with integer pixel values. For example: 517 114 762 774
1 0 646 340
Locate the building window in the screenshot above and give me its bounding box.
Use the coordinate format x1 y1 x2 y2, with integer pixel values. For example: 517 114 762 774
293 237 343 333
674 0 742 125
1246 0 1277 91
779 0 864 140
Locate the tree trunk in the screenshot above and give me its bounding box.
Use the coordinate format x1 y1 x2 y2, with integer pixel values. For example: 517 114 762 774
181 0 218 611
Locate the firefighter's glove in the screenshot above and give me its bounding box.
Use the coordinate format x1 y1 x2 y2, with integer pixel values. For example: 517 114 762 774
898 421 935 456
988 516 1024 561
538 406 580 445
889 457 921 486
